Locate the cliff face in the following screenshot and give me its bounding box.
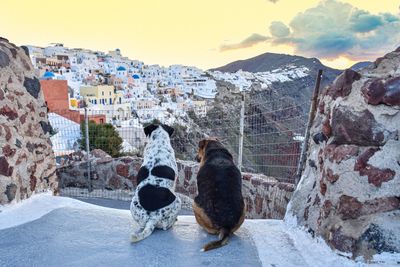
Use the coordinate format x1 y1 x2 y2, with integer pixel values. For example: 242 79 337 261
285 47 400 259
0 37 58 205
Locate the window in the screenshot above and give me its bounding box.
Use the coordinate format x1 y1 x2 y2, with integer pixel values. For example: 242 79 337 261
102 91 104 96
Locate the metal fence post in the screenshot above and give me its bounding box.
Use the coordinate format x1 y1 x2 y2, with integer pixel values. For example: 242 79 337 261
238 91 245 171
84 108 92 192
295 69 323 185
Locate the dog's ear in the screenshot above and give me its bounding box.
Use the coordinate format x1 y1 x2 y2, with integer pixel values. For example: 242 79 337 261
144 124 159 137
161 124 174 137
198 139 207 149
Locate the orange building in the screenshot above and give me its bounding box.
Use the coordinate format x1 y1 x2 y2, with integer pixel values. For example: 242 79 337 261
40 79 105 124
40 80 69 112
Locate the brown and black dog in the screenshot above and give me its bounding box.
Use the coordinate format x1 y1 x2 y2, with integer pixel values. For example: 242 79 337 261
193 138 245 251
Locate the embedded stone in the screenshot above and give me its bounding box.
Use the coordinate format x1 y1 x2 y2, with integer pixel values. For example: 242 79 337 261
331 107 386 146
362 197 400 216
0 89 4 100
0 50 10 68
360 224 399 254
382 77 400 106
362 77 400 106
255 194 263 214
337 195 362 220
326 168 339 184
322 200 333 219
320 180 327 196
354 148 395 187
2 144 16 158
329 227 357 253
0 156 13 176
23 76 41 98
322 118 332 137
326 69 361 99
0 105 18 120
116 164 129 178
326 145 359 163
108 175 122 189
5 183 17 202
39 121 52 135
312 132 328 144
30 175 37 191
361 79 385 105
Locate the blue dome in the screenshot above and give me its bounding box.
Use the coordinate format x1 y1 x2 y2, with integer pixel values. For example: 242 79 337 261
43 71 55 78
117 66 126 71
132 74 140 79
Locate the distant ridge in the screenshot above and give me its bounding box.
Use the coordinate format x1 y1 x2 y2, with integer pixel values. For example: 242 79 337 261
209 52 340 75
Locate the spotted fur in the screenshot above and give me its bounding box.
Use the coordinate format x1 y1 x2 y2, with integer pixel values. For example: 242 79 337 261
130 124 181 242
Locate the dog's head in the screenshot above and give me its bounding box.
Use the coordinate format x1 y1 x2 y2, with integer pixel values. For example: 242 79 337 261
144 123 174 138
195 138 221 164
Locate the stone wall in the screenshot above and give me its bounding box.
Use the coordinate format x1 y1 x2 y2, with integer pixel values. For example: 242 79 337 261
57 151 294 219
285 48 400 259
0 38 58 205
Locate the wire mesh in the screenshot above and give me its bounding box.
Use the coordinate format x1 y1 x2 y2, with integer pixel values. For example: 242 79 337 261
51 93 309 199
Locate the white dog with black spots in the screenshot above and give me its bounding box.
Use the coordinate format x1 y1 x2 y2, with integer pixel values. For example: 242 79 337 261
130 124 181 242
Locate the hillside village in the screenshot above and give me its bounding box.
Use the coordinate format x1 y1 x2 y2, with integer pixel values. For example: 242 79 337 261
27 43 320 156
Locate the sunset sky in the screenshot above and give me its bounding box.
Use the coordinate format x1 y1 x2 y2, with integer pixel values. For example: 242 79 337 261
1 0 399 70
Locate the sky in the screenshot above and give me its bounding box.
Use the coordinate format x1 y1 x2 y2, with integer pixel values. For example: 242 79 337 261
1 0 399 70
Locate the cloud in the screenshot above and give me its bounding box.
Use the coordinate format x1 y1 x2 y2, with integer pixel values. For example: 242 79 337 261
269 21 290 38
269 0 400 59
220 33 270 52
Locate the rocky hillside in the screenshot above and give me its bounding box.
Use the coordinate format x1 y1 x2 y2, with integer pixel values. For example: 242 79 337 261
286 47 400 259
0 37 58 204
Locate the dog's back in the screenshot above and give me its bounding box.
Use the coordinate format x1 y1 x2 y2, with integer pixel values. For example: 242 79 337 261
194 140 245 251
195 150 244 229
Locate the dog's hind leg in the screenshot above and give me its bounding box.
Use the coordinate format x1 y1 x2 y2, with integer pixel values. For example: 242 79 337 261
131 218 156 243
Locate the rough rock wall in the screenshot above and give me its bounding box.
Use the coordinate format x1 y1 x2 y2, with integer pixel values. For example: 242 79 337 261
0 38 58 205
285 48 400 259
57 153 294 219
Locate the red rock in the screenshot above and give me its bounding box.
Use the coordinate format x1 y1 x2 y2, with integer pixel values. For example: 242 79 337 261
2 144 16 158
362 77 400 106
337 195 362 220
116 164 129 178
326 168 339 184
326 69 361 99
322 200 333 219
19 114 27 124
30 175 37 191
26 102 35 112
108 176 121 189
4 125 11 141
327 145 359 163
331 107 386 146
320 180 327 196
361 79 385 105
128 174 137 186
0 105 18 120
382 77 400 106
0 156 13 176
354 148 395 187
322 118 332 137
245 196 253 213
362 197 399 216
318 101 325 114
255 194 263 214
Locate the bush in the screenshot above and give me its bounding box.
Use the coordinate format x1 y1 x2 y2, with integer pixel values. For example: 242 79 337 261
80 121 123 158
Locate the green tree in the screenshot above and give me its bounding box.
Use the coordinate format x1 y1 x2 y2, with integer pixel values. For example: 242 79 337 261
80 121 123 158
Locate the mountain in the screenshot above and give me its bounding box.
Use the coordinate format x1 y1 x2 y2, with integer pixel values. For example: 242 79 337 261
210 52 340 75
350 61 372 71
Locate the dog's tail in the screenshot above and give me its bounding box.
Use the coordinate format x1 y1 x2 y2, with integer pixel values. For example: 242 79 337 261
202 228 230 252
131 219 156 243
